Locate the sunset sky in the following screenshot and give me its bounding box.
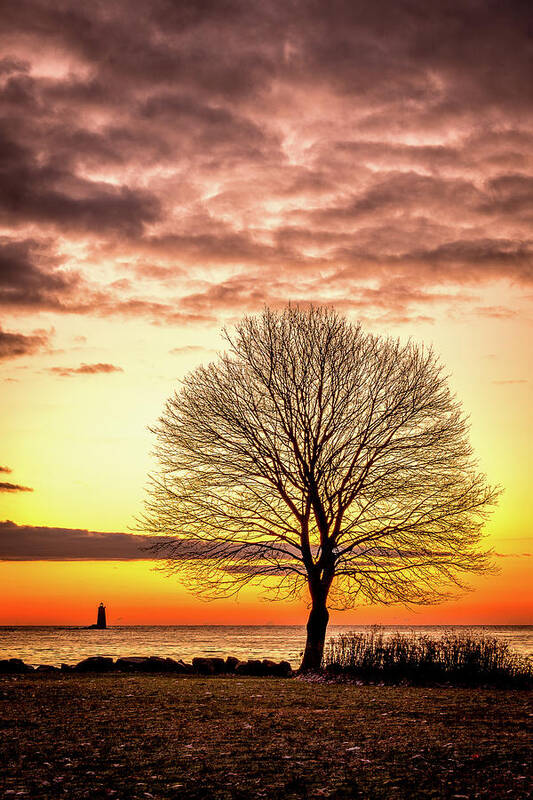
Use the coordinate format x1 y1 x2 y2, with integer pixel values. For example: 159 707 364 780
1 0 531 625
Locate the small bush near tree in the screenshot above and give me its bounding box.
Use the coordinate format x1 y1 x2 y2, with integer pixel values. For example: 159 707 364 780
324 629 533 687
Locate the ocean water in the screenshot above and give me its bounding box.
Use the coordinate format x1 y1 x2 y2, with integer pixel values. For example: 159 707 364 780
1 625 532 668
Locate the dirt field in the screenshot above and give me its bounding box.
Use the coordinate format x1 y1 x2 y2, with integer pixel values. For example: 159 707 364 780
1 675 531 799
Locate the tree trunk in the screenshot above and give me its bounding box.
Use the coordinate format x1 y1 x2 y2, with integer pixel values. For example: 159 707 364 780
299 599 329 672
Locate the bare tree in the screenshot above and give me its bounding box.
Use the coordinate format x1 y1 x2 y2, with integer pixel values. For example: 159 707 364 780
142 306 499 671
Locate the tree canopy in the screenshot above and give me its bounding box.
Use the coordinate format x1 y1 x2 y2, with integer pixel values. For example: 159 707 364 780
142 306 499 669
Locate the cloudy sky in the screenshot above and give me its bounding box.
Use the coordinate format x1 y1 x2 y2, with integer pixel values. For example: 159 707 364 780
1 0 531 624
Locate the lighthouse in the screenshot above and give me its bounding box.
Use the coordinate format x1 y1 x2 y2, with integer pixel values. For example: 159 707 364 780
96 602 107 629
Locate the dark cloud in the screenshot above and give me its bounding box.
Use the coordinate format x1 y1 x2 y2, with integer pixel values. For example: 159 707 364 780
481 174 533 218
303 173 482 226
0 237 214 323
0 0 531 322
0 466 12 473
0 520 154 559
48 362 123 377
333 238 532 286
0 238 76 310
335 5 528 113
180 274 272 314
0 133 160 236
139 93 278 159
141 230 293 268
0 520 280 561
0 483 33 493
0 325 50 359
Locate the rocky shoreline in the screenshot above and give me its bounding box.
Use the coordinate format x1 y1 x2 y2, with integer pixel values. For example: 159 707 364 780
0 654 293 677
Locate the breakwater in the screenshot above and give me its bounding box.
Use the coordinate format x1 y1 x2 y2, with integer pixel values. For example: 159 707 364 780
0 654 293 676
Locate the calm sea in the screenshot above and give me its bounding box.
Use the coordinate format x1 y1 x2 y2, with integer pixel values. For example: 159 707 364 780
1 625 532 668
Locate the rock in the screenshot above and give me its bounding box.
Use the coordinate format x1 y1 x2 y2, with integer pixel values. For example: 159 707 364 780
145 656 191 673
192 657 216 675
191 657 227 674
147 656 177 672
235 659 264 676
74 656 115 673
164 657 184 672
115 657 151 672
260 659 293 677
0 658 34 674
234 658 293 677
45 652 291 677
225 656 240 673
115 656 194 673
164 657 191 673
276 660 293 678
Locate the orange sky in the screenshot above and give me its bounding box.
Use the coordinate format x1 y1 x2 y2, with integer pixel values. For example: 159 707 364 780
1 556 532 626
1 0 532 625
1 304 531 625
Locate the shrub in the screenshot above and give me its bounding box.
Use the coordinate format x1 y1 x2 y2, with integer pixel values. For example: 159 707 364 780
323 628 533 687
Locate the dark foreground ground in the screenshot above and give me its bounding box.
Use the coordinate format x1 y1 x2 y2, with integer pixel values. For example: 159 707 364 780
1 675 531 800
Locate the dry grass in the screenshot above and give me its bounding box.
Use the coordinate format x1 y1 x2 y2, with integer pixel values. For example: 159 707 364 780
324 630 533 686
0 674 532 799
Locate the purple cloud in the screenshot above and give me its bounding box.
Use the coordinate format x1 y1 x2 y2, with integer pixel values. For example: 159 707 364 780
48 362 124 377
0 483 33 493
0 0 530 325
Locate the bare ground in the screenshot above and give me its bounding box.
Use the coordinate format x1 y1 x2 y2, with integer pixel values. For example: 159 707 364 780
0 675 531 799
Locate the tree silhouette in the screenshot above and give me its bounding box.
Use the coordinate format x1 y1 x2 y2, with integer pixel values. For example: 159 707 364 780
142 306 499 671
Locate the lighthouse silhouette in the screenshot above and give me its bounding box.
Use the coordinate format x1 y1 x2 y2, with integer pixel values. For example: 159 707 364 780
96 602 107 629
